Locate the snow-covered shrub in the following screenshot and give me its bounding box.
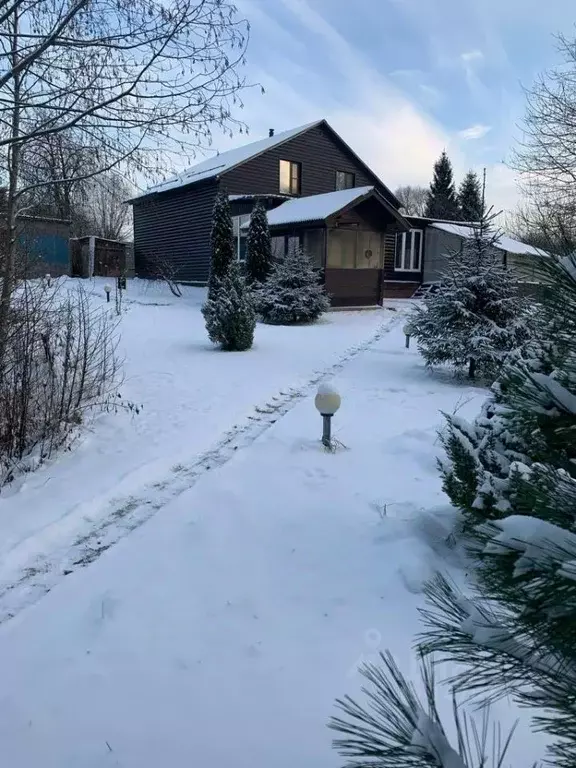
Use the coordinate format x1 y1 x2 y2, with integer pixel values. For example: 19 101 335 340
254 245 330 325
202 262 255 351
0 281 120 486
407 218 534 381
245 200 272 286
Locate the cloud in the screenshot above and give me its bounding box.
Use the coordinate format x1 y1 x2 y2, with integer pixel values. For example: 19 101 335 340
459 124 492 140
461 50 484 63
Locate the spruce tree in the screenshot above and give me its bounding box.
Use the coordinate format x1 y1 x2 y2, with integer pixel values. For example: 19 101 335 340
202 262 255 351
330 253 576 767
245 200 272 285
425 150 460 220
254 245 330 325
458 170 484 222
407 215 532 380
208 189 235 300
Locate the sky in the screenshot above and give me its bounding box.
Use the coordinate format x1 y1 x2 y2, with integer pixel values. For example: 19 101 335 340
191 0 575 213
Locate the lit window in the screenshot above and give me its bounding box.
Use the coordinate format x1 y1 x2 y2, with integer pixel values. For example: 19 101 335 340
335 171 355 190
279 160 301 195
394 229 423 271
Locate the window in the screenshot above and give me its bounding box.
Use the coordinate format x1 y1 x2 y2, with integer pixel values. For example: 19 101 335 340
303 229 324 268
232 213 251 261
335 171 355 191
394 229 422 271
327 229 357 268
271 234 302 259
279 160 301 195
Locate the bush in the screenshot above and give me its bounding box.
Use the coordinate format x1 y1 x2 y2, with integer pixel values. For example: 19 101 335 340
0 280 120 486
202 263 255 351
254 246 330 325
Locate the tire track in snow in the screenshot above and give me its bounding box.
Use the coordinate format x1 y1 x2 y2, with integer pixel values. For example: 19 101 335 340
0 316 401 625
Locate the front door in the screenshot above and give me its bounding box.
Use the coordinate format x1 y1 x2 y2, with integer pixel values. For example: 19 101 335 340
325 229 383 306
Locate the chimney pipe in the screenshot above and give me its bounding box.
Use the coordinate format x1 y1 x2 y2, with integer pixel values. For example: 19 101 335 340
269 128 275 137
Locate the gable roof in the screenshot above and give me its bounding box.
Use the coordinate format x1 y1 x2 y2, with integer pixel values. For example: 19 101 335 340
131 122 322 200
430 221 546 257
240 186 409 229
130 119 400 206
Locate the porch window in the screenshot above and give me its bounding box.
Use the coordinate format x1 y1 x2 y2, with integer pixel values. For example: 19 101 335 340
232 214 251 260
271 234 302 259
327 229 357 268
303 229 324 268
335 171 355 190
279 160 301 195
395 229 422 271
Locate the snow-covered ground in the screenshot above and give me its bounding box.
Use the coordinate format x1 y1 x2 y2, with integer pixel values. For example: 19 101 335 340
0 281 546 765
0 278 391 621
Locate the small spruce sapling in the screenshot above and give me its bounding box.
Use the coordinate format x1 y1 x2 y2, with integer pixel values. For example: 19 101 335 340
202 262 255 351
407 212 532 381
254 245 330 325
245 200 272 285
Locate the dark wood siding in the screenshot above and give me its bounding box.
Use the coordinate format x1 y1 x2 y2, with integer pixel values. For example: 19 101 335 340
133 179 218 283
325 269 381 306
221 124 388 199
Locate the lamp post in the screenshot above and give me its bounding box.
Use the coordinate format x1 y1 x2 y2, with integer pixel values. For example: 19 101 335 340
104 284 112 303
403 324 411 349
314 382 341 448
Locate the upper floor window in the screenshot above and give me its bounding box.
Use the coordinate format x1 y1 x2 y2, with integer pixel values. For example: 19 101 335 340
395 229 422 271
279 160 301 195
335 171 355 190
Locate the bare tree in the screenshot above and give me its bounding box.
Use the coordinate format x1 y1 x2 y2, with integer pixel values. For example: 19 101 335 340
0 0 250 366
510 33 576 255
394 185 428 217
76 173 134 241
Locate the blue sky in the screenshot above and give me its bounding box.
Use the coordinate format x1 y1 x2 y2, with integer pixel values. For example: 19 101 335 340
207 0 575 211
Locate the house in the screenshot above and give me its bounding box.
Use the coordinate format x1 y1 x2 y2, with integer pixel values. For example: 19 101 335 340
129 120 543 306
130 119 416 306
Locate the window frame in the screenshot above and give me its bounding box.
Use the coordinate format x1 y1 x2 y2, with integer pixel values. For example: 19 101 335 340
394 229 423 272
232 213 251 261
335 170 355 191
279 159 302 195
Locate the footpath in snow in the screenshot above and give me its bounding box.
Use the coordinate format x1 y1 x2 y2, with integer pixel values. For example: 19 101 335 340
0 322 524 768
0 279 390 622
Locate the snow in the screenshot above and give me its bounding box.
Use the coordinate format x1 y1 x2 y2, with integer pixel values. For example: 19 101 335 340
431 222 546 257
0 277 389 617
410 709 467 768
258 186 375 227
131 121 322 199
0 280 544 767
531 372 576 414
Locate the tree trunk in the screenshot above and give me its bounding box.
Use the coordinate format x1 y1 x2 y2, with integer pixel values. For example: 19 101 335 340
0 10 21 371
468 357 476 379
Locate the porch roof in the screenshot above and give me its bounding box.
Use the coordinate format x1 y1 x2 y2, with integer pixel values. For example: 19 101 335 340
242 186 410 230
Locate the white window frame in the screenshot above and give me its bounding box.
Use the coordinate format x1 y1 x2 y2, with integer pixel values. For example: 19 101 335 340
394 229 423 272
232 214 251 261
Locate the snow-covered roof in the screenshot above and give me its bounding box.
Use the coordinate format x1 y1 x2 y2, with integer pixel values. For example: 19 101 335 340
228 193 291 202
251 186 376 228
430 222 546 257
132 122 322 199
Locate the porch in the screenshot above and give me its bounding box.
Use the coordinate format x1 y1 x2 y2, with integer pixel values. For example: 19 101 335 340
260 186 411 307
